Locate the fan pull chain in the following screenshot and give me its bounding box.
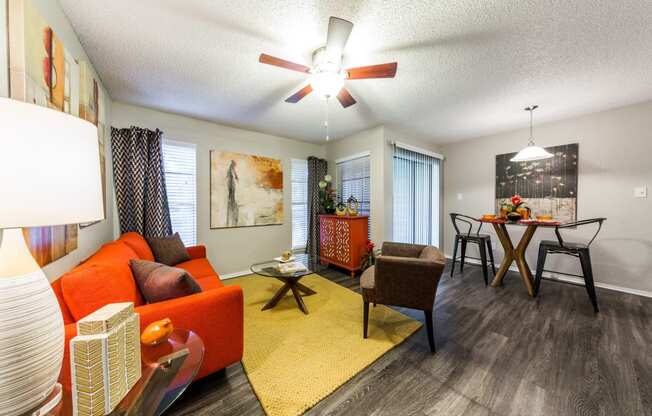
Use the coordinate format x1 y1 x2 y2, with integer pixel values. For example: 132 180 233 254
324 97 330 141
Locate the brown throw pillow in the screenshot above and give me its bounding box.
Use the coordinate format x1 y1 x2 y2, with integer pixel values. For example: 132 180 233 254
146 233 191 266
130 259 202 303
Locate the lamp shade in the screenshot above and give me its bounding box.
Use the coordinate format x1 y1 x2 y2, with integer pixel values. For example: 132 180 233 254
0 97 103 229
510 144 554 162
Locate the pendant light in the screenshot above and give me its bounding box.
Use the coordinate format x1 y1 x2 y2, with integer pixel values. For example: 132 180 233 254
510 105 553 162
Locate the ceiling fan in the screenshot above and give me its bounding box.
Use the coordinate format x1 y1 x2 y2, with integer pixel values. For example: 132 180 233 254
259 16 397 108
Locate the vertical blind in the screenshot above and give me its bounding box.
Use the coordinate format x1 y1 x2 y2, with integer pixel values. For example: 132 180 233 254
162 140 197 246
291 159 309 249
337 155 371 237
393 145 441 246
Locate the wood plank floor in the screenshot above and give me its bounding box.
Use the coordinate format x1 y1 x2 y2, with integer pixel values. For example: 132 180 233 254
167 263 652 416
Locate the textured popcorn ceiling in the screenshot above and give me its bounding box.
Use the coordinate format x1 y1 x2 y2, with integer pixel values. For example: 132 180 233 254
59 0 652 143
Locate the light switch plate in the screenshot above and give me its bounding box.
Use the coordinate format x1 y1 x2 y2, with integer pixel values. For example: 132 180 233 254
457 193 463 200
634 186 648 198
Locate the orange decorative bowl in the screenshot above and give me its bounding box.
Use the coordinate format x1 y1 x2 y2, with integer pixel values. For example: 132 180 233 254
536 215 553 221
141 318 174 346
481 214 496 221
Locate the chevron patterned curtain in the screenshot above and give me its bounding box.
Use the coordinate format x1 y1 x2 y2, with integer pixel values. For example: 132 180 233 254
305 156 327 256
111 126 173 238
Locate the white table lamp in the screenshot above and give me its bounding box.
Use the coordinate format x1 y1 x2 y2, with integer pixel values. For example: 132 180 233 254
0 97 103 415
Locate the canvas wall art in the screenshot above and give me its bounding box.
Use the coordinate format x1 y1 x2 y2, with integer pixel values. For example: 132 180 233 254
495 143 578 223
210 151 283 228
8 0 107 265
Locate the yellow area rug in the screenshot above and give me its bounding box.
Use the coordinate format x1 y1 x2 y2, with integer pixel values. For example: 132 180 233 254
224 274 422 416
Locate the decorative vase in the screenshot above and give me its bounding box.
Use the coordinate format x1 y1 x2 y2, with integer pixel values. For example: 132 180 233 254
141 318 174 346
0 228 64 416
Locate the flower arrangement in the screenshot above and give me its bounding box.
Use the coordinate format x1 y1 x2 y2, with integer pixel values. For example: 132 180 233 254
318 175 336 214
500 194 530 220
361 240 378 271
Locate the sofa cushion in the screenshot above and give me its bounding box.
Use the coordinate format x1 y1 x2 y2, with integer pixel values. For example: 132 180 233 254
147 233 191 266
196 276 225 291
130 259 202 303
360 265 375 290
119 232 155 261
176 258 219 280
61 264 142 321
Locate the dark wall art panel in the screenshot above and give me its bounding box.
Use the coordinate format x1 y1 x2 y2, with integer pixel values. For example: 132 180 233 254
495 143 578 222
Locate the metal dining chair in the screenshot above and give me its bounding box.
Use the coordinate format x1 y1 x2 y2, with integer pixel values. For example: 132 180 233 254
533 218 607 313
450 213 496 285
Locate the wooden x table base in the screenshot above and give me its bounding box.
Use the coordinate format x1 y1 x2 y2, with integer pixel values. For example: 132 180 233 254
490 223 538 297
261 276 317 314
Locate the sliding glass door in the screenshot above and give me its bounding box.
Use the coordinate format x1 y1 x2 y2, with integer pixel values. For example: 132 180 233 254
393 145 441 246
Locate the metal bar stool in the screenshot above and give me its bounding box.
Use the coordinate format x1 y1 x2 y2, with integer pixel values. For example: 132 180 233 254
534 218 606 313
450 213 496 285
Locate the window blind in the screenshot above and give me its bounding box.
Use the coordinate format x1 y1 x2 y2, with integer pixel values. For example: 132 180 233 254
291 159 309 249
337 155 371 237
393 145 440 246
162 140 197 246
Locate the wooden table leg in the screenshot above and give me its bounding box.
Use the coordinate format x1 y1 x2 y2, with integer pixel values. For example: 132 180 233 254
514 225 537 297
490 223 537 297
295 282 316 296
491 223 515 287
291 286 309 314
261 281 292 311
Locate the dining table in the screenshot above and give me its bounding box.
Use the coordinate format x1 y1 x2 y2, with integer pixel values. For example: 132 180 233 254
478 217 561 297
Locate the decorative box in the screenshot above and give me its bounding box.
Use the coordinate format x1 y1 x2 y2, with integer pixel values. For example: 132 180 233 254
70 303 141 416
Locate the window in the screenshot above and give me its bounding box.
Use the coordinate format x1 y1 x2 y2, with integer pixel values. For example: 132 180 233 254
291 159 309 250
336 154 371 237
162 140 197 246
393 145 441 246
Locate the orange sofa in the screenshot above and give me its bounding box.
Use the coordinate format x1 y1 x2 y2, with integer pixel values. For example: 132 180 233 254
52 232 243 389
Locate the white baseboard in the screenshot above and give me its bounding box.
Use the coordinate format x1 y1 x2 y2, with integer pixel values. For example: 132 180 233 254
444 255 652 299
220 270 252 280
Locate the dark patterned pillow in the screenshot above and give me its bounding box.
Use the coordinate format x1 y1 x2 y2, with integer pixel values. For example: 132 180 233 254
129 259 201 303
146 233 190 266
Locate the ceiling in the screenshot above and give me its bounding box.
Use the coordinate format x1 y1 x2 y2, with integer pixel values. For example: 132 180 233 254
59 0 652 144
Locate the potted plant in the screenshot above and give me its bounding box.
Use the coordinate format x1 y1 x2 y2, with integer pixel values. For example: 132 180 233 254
361 240 378 271
501 194 530 222
318 175 337 214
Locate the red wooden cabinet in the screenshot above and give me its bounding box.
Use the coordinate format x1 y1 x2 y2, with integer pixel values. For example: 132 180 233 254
319 215 369 277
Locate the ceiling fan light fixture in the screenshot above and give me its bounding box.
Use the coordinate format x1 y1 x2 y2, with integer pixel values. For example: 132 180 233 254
310 70 345 99
510 105 554 162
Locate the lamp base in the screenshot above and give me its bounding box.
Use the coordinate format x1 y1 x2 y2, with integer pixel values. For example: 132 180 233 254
0 228 64 416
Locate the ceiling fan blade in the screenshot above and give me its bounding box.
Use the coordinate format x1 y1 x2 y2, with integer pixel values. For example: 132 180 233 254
285 84 313 103
336 88 356 108
326 17 353 58
259 54 311 73
347 62 397 79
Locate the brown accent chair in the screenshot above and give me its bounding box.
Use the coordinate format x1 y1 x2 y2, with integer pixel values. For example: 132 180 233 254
361 242 446 352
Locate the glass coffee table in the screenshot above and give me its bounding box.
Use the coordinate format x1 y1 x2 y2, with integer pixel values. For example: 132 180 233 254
250 254 327 314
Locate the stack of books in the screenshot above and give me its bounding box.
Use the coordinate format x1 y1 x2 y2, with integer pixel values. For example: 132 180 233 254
276 261 308 274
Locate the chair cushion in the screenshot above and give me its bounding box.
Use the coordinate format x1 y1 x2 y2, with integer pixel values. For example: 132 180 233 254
360 265 376 290
147 233 191 266
119 232 155 261
130 259 202 303
419 246 446 263
175 258 219 279
61 264 142 321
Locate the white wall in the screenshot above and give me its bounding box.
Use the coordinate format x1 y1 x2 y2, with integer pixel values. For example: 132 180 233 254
441 100 652 295
325 126 442 245
0 0 114 281
111 102 326 276
0 0 7 97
